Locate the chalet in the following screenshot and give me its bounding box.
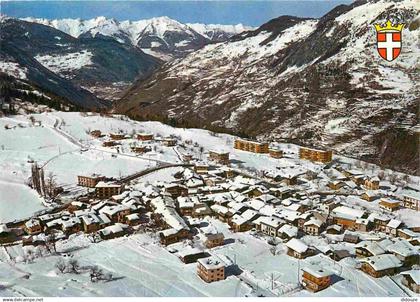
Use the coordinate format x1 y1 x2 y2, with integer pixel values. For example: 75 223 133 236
397 228 420 240
368 213 390 232
259 216 283 237
379 199 400 212
204 233 225 248
159 228 190 246
109 133 125 140
177 196 196 216
102 141 117 147
354 218 372 232
386 219 402 237
68 201 88 213
301 265 333 292
165 184 188 198
208 150 230 165
211 205 234 223
137 133 154 141
230 212 254 232
361 191 378 202
194 163 209 174
328 181 344 190
359 254 402 278
401 270 420 293
124 213 141 226
197 256 225 283
234 139 269 154
343 233 359 244
277 224 298 241
355 240 388 258
99 205 131 223
131 145 150 154
386 239 419 266
99 223 128 240
24 218 42 235
299 147 332 163
78 174 105 188
329 249 352 261
178 247 208 264
331 206 365 230
326 225 342 235
80 214 101 233
182 153 193 162
286 238 311 259
95 182 125 199
269 148 283 159
352 174 366 186
60 216 81 235
90 130 102 137
402 191 420 211
192 203 212 218
162 137 177 147
364 176 380 190
269 187 292 200
0 224 14 244
303 219 324 236
319 198 340 214
244 186 269 198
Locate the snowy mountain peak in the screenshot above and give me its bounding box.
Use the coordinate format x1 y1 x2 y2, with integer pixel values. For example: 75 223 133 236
20 15 251 60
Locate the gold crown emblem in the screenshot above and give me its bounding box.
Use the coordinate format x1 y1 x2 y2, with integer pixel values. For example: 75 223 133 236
374 20 404 32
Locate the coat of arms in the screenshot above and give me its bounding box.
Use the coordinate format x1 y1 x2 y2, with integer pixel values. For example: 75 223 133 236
374 20 404 62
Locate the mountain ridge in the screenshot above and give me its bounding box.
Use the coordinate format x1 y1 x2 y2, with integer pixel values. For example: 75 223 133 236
114 0 420 175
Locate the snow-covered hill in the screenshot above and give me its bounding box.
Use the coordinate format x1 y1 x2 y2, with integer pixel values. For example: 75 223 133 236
22 16 252 60
115 0 420 175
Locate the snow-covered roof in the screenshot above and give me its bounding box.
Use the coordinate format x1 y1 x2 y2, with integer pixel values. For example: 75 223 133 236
0 224 10 233
387 219 402 229
125 213 140 221
259 216 283 228
302 264 332 278
95 181 122 188
331 206 365 220
80 214 101 226
286 238 308 253
359 254 402 271
304 218 323 228
386 239 418 257
401 270 420 285
278 224 298 238
197 256 225 270
178 247 203 258
231 214 248 226
211 204 230 215
355 240 387 256
100 223 128 236
25 218 41 228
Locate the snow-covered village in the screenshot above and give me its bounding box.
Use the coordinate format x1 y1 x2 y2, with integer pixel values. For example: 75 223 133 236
0 0 419 300
0 111 418 297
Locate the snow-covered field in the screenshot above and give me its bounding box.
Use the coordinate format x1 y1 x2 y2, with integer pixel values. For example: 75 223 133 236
0 181 45 222
34 50 94 77
0 217 410 297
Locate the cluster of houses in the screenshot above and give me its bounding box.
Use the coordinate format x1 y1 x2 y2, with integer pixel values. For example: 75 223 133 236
90 130 178 151
1 133 419 294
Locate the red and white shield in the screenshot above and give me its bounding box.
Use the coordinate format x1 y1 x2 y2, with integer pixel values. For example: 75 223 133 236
376 31 402 62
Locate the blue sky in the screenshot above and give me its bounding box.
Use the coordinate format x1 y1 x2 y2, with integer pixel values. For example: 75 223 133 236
1 1 353 26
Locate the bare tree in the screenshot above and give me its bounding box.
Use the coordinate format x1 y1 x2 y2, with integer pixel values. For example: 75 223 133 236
45 231 57 254
90 265 104 282
68 259 80 274
45 172 58 199
55 259 66 274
